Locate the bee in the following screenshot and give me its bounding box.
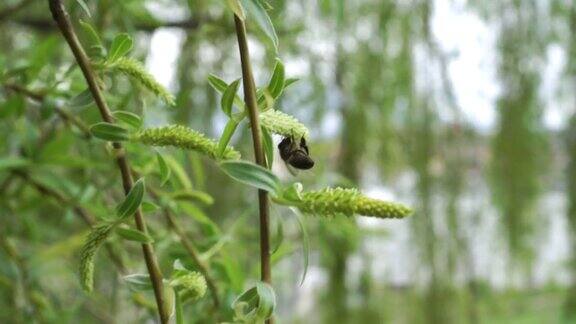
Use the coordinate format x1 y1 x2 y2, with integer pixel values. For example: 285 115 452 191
278 136 315 173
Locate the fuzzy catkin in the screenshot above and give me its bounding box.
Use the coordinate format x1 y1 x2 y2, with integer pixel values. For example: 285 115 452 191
259 109 309 139
79 224 113 292
297 187 412 219
171 272 207 301
111 57 175 106
133 125 241 160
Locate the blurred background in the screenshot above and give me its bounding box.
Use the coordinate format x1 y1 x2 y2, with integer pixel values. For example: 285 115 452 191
1 0 576 323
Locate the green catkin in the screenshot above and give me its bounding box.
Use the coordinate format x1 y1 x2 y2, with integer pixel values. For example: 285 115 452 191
259 109 309 139
133 125 241 160
79 224 113 292
297 187 412 219
111 57 175 106
171 272 207 301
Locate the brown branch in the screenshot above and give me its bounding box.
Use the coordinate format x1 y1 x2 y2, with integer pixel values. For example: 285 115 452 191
233 13 273 305
47 1 169 322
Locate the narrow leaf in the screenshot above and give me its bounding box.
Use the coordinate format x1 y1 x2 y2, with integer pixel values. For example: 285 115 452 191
261 126 274 168
291 208 309 286
156 152 171 186
219 161 281 196
90 122 129 142
75 0 91 17
123 274 153 291
107 33 133 63
221 78 241 117
0 157 31 171
116 178 145 220
113 110 142 129
240 0 279 51
171 190 214 205
208 74 245 109
115 226 154 243
226 0 246 20
69 89 94 108
267 59 285 99
255 282 276 320
141 201 160 213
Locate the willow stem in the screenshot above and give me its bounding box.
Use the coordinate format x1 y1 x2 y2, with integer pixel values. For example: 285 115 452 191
233 14 273 319
47 1 169 322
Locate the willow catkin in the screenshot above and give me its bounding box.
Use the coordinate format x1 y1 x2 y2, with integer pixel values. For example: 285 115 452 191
259 109 309 140
171 271 207 301
133 125 241 160
297 187 412 219
111 57 175 106
79 224 113 292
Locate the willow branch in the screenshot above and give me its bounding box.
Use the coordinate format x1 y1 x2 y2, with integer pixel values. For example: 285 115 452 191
47 1 169 322
233 15 272 292
7 80 220 308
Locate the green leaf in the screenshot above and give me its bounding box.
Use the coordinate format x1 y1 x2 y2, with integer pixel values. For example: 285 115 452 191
112 110 142 129
271 214 284 254
171 190 214 205
0 157 31 171
79 20 105 58
207 74 228 93
221 78 241 117
208 74 245 109
116 178 145 220
123 274 153 291
232 282 276 322
219 161 281 196
261 126 274 168
177 202 221 236
226 0 246 20
107 33 133 63
90 122 129 142
291 208 309 286
163 281 176 319
141 201 160 213
217 119 239 158
75 0 91 17
267 59 285 99
115 226 154 243
69 89 94 108
283 77 299 90
156 152 171 186
240 0 279 51
255 282 276 319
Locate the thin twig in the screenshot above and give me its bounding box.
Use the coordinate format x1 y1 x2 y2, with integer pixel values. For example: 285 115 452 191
14 171 127 274
47 1 169 322
4 83 92 138
147 186 221 308
233 13 273 304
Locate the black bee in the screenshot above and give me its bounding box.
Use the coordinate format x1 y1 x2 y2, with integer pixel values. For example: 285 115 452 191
278 136 315 171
